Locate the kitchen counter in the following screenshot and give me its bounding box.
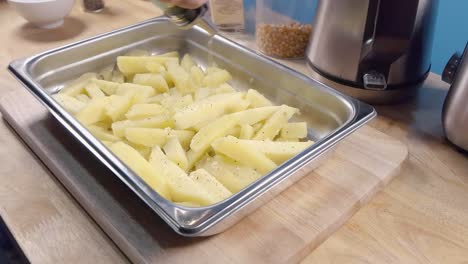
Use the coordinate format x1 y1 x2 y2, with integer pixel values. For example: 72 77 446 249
0 1 467 263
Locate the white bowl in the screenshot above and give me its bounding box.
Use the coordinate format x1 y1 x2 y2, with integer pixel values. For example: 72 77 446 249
8 0 75 29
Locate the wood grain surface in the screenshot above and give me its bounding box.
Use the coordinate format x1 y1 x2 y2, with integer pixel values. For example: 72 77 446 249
0 86 406 263
0 1 467 263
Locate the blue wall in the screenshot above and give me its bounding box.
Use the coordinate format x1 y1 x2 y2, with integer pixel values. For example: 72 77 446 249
432 1 468 74
244 0 468 74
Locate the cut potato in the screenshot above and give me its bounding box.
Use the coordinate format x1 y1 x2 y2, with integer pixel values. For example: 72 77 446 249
132 73 169 93
203 69 232 87
227 126 241 138
84 82 106 99
186 148 208 171
87 125 121 142
110 142 171 199
246 89 273 108
189 169 232 202
228 139 313 164
196 155 261 193
125 128 194 148
160 94 193 112
76 97 110 126
189 106 281 152
75 94 91 103
124 140 152 160
92 79 120 95
166 63 196 94
116 83 155 103
239 124 254 139
253 105 299 140
52 94 86 114
117 56 177 76
215 83 236 94
190 66 205 87
173 92 243 130
98 65 114 81
280 122 308 139
111 115 174 137
53 51 315 207
59 73 97 96
146 62 165 73
150 147 217 206
125 103 169 120
111 70 125 83
190 115 238 152
163 136 189 171
212 136 277 174
194 87 214 101
105 94 134 122
181 54 195 72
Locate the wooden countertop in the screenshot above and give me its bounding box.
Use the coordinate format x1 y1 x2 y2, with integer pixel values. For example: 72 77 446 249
1 1 467 263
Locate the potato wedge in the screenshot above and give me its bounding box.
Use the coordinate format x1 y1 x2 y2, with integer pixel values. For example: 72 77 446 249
98 65 114 81
125 104 169 120
203 69 232 87
52 94 86 114
173 92 243 130
59 72 97 96
84 82 106 99
227 139 313 164
196 155 261 193
105 94 134 122
92 79 120 95
166 63 196 94
117 56 177 76
189 169 232 202
212 136 277 174
76 97 110 126
181 54 195 72
163 137 189 171
190 115 238 152
109 142 171 200
87 125 121 142
160 94 193 112
149 147 217 205
190 66 205 87
280 122 308 139
246 89 273 108
132 73 169 93
125 128 194 148
111 115 174 137
75 94 91 103
116 83 155 103
239 124 254 139
253 105 299 140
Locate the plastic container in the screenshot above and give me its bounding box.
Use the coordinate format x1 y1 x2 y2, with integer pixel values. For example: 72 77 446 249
255 0 316 59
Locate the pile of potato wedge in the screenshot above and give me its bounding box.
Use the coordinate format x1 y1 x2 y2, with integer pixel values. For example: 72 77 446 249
52 50 314 207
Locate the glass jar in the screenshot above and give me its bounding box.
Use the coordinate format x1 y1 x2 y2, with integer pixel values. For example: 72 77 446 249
209 0 245 32
255 0 316 59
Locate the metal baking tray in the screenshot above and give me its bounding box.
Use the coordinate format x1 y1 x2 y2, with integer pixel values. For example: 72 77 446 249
8 17 376 236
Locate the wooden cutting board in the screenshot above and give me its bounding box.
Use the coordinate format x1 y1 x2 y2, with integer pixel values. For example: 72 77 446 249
0 89 407 264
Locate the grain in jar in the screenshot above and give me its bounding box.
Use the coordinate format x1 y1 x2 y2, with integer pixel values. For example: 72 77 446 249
255 0 317 59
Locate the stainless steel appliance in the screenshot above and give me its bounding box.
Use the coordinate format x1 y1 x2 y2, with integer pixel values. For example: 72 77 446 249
442 43 468 152
306 0 438 103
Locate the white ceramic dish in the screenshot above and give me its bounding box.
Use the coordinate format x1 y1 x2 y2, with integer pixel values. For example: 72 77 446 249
8 0 75 29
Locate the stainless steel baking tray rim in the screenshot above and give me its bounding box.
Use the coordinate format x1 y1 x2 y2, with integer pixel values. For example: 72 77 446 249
8 17 376 236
